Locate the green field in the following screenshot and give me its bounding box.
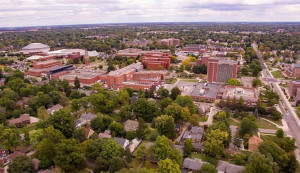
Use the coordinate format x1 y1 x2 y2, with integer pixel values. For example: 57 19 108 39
165 78 178 84
271 70 283 78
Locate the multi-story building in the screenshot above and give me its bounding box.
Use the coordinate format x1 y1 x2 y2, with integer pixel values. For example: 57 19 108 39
288 80 300 97
28 59 63 77
182 44 207 54
207 59 238 83
284 64 300 78
141 51 172 70
158 38 180 47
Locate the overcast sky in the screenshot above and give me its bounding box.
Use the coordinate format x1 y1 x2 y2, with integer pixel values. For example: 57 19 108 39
1 0 300 27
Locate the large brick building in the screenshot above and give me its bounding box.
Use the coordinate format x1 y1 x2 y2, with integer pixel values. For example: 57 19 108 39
27 59 62 77
284 64 300 78
158 38 180 47
207 58 238 83
141 51 172 70
288 80 300 97
222 86 259 106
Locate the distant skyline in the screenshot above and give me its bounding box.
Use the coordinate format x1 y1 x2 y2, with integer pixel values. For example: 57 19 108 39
1 0 300 27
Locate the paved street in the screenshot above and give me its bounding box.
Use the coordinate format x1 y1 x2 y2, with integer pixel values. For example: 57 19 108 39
253 43 300 162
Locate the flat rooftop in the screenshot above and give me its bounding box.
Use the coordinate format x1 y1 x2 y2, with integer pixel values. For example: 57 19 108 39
59 68 105 80
190 83 221 98
223 86 258 102
36 59 60 65
108 62 142 76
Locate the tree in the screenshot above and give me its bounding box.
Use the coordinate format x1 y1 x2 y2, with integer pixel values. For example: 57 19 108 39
175 95 197 114
109 157 128 173
37 107 49 120
94 157 109 173
109 122 124 137
54 139 85 172
239 117 258 136
0 127 20 151
238 96 244 105
276 129 284 138
136 118 146 139
204 129 229 159
165 103 183 121
90 93 114 114
136 144 149 161
74 128 87 143
8 155 34 173
227 78 240 86
198 163 217 173
151 136 183 165
170 87 181 100
74 76 80 89
157 158 181 173
47 110 75 138
245 152 278 173
132 98 159 122
91 117 105 133
49 91 61 104
157 87 169 99
37 138 56 169
252 78 262 88
189 114 199 126
24 128 30 145
155 115 176 139
183 139 193 158
86 138 124 160
160 97 173 111
258 141 289 171
192 64 207 74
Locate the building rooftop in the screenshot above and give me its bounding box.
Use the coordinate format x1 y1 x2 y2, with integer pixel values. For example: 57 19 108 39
190 83 221 99
22 43 49 50
183 158 206 171
108 62 142 76
223 85 258 102
35 59 60 65
216 161 245 173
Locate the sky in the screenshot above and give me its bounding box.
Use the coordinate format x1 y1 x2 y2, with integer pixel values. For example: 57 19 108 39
1 0 300 27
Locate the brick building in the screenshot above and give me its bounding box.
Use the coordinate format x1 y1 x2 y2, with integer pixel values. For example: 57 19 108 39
182 44 207 54
141 51 172 70
28 59 63 77
207 59 238 83
288 80 300 97
285 64 300 78
158 38 180 47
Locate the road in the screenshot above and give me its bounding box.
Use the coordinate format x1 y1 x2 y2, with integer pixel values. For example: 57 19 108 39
199 106 217 126
252 43 300 161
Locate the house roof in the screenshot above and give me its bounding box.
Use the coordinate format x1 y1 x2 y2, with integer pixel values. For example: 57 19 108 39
8 114 30 125
124 120 139 132
114 137 129 147
47 104 63 114
193 143 203 150
8 151 25 160
183 158 206 171
216 161 245 173
32 158 40 170
80 112 97 121
190 126 204 135
248 135 263 151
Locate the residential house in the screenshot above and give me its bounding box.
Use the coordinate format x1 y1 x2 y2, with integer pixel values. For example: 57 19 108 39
78 89 94 96
98 130 112 138
114 137 130 149
124 120 139 132
129 138 142 153
182 158 207 172
182 126 204 150
76 112 97 127
8 114 30 127
216 161 245 173
130 96 138 104
32 158 40 171
248 135 263 151
85 125 94 138
47 104 63 115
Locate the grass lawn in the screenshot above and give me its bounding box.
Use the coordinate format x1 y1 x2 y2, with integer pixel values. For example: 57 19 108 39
271 70 283 78
129 158 143 169
199 116 208 122
165 78 178 84
256 119 279 130
191 152 218 166
145 126 158 141
179 79 199 83
228 118 241 127
133 140 151 157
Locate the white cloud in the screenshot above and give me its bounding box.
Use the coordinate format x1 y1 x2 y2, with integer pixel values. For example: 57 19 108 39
0 0 299 27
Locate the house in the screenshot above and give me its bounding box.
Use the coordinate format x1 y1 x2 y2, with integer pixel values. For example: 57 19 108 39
85 125 94 138
114 137 130 149
99 130 112 138
124 120 139 132
195 102 212 115
182 126 204 150
76 112 97 127
47 104 63 115
8 114 30 127
182 158 207 172
216 160 245 173
248 135 263 151
129 138 142 153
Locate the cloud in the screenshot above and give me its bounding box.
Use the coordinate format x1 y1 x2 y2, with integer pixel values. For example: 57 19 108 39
0 0 299 27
